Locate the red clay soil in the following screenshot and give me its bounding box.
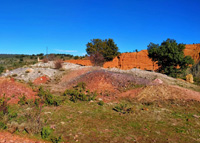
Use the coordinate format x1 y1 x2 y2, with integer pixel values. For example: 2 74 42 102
63 70 150 97
0 131 48 143
170 85 200 101
0 77 36 104
65 44 200 70
33 75 50 85
102 88 143 103
59 67 91 86
65 59 92 66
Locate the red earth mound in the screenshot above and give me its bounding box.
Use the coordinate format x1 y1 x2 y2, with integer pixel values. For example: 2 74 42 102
33 75 50 85
65 44 200 70
59 67 91 86
0 77 36 104
62 70 150 97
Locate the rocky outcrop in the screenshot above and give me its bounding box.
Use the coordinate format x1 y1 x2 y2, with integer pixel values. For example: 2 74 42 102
65 59 92 66
184 44 200 63
103 50 158 70
65 44 200 70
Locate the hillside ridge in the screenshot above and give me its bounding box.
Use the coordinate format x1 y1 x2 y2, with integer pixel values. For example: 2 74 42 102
65 44 200 70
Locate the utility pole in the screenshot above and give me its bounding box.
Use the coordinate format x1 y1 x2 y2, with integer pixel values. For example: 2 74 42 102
46 46 48 60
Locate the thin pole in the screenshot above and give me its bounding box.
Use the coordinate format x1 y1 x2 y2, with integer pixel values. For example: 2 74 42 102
46 47 48 59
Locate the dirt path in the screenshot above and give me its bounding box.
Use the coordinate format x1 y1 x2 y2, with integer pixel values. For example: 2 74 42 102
0 131 47 143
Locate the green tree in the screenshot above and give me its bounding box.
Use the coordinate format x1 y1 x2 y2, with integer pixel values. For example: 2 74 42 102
147 39 194 77
86 39 120 62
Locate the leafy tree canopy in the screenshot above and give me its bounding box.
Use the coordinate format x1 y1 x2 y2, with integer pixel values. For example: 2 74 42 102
147 38 194 77
86 38 120 61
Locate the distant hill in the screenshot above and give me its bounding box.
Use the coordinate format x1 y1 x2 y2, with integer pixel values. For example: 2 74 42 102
0 54 22 58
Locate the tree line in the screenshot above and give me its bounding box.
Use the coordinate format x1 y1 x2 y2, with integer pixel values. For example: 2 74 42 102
85 38 194 78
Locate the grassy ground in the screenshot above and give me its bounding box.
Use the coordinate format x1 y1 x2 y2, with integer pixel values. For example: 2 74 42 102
0 56 37 71
3 97 200 143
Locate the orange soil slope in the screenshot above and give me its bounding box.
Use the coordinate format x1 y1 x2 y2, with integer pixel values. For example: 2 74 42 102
0 77 36 104
65 44 200 70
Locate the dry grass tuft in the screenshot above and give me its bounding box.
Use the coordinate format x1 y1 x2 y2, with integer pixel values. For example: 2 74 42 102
135 84 200 102
54 59 63 69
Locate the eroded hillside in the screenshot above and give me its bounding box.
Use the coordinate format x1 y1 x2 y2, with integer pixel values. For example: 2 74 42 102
65 44 200 70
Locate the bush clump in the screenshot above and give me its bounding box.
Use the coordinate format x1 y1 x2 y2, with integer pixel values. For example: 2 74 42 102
54 59 63 69
50 135 62 143
41 126 52 139
113 103 133 114
0 66 5 74
63 82 97 102
0 121 7 129
98 101 104 106
18 95 27 105
38 86 62 106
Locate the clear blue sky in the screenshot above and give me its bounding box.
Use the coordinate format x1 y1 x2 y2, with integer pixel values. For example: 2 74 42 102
0 0 200 55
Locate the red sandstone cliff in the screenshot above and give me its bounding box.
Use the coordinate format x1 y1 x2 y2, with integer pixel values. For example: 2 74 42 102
65 59 92 66
184 44 200 62
65 44 200 70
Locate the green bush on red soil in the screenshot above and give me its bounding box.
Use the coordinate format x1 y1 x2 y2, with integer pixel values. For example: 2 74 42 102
37 86 63 106
0 121 6 129
18 95 27 105
63 82 97 102
0 95 9 115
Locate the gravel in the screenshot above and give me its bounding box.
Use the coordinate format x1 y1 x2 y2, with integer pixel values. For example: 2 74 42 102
1 61 91 82
105 68 176 84
1 67 59 82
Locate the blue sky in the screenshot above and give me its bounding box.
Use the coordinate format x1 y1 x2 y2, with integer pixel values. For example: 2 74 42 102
0 0 200 55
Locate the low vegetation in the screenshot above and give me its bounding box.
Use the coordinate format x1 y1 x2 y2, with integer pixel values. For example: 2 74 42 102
0 38 199 143
63 82 97 102
1 91 200 143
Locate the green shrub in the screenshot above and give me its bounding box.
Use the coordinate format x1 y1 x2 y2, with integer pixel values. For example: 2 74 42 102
34 98 40 107
113 103 133 114
8 107 18 120
76 82 86 90
98 101 104 106
41 126 52 139
0 121 6 129
0 66 4 74
38 86 63 106
63 82 97 103
194 77 200 86
74 56 79 60
18 95 27 105
51 135 62 143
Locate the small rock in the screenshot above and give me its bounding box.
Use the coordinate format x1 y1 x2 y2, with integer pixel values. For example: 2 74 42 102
186 74 194 83
193 114 200 118
78 111 82 114
153 78 163 84
98 98 103 101
44 112 52 114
